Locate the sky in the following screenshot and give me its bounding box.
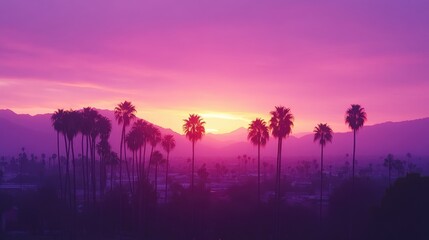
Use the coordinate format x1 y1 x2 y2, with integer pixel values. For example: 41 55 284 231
0 0 428 134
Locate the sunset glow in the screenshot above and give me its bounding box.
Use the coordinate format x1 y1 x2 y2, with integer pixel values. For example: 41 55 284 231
1 0 428 134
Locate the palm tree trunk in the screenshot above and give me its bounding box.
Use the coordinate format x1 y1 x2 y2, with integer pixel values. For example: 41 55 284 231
191 140 195 191
275 137 283 239
124 140 132 194
57 131 63 200
257 143 261 204
147 146 154 179
110 161 114 191
276 137 283 202
142 142 147 180
92 137 97 203
132 150 136 191
64 134 71 206
165 151 169 203
138 146 142 183
352 129 356 185
388 161 391 187
81 134 86 202
155 162 158 201
119 125 125 188
71 139 77 208
320 145 324 224
86 136 90 202
126 159 133 194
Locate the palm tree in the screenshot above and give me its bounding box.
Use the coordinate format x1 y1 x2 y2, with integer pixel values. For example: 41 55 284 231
247 118 269 203
383 154 394 187
146 124 161 179
269 106 294 203
114 101 136 188
80 107 98 202
96 115 112 197
345 104 367 184
63 110 82 207
108 151 119 191
183 114 205 190
151 150 163 199
313 123 333 221
161 134 176 202
131 119 147 181
126 128 139 191
51 109 66 199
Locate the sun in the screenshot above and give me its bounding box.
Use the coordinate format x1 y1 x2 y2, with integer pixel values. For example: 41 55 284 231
200 112 252 134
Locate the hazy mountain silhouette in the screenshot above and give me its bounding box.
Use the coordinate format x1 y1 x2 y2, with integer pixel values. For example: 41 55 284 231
0 109 428 163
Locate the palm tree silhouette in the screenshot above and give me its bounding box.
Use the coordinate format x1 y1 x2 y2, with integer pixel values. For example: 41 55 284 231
126 128 139 192
151 150 163 198
183 114 205 190
269 106 294 203
383 154 394 187
247 118 269 203
63 110 81 207
131 119 147 181
51 109 66 199
345 104 367 184
80 107 98 202
146 124 161 179
313 123 333 221
114 101 136 188
161 134 176 202
96 115 112 197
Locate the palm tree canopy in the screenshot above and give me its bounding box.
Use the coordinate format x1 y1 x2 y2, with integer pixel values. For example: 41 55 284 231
147 124 161 147
81 107 99 135
183 114 206 142
313 123 333 147
114 101 136 127
63 110 82 140
151 150 163 164
95 115 112 140
248 118 269 146
269 106 294 139
162 134 176 153
132 119 148 146
345 104 367 131
51 109 66 133
126 129 140 151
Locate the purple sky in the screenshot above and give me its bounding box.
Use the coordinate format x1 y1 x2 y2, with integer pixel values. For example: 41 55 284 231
1 0 428 133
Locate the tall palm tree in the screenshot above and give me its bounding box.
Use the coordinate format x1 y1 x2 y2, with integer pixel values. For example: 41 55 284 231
126 128 139 191
383 154 394 187
114 101 136 188
80 107 98 202
51 109 66 199
161 134 176 202
269 106 294 203
131 119 147 181
345 104 367 184
247 118 269 203
183 114 205 190
146 124 161 179
63 110 82 207
96 115 112 197
151 150 163 199
313 123 333 221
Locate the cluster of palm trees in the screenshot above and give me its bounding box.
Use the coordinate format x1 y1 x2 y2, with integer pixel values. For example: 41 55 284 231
114 101 176 200
51 108 112 207
51 100 366 211
51 101 178 207
247 104 367 208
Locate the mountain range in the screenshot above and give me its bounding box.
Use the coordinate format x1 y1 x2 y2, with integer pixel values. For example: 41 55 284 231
0 109 428 164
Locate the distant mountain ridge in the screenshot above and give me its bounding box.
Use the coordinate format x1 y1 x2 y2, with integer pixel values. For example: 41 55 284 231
0 109 428 164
